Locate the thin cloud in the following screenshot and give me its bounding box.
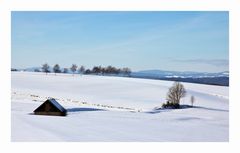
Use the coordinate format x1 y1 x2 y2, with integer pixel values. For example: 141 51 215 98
174 59 229 67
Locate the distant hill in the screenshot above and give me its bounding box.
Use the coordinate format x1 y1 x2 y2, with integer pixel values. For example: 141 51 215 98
132 70 229 78
131 70 229 86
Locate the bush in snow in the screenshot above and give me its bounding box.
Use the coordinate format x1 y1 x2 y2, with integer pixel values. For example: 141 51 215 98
162 101 180 109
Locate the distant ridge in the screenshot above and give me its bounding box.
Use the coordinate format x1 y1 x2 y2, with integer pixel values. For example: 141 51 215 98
131 70 229 86
133 69 229 78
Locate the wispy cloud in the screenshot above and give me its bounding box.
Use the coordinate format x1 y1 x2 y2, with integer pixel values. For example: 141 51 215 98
174 59 229 67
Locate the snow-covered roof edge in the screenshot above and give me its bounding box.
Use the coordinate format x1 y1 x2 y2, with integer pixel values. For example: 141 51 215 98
48 98 66 112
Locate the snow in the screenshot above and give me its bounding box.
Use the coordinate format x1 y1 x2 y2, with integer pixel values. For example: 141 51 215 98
11 72 229 141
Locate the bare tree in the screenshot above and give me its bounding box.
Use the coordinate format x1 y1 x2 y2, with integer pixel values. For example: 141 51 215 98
84 69 91 74
42 63 50 75
104 65 120 75
70 64 77 76
166 82 186 104
78 65 85 74
190 95 195 107
11 68 18 71
92 66 102 74
101 67 106 75
105 65 113 74
122 67 131 76
53 64 61 75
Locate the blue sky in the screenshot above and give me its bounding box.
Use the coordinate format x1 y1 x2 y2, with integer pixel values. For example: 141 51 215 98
12 11 229 72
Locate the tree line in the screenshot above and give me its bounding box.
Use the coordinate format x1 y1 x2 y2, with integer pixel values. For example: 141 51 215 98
40 63 131 76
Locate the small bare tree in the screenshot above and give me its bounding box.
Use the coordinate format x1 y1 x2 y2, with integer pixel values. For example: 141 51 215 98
122 67 131 76
70 64 77 76
53 64 61 75
166 82 186 104
78 65 85 74
190 95 195 107
42 63 50 75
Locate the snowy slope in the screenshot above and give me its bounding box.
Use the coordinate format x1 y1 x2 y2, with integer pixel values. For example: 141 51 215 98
11 72 229 141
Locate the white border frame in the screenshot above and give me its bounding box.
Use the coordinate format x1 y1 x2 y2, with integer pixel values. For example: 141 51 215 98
1 0 240 153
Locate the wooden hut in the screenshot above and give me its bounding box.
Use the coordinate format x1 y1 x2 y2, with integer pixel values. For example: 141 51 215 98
33 98 67 116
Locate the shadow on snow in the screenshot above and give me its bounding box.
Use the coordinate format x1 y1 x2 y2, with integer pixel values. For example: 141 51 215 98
67 107 106 112
146 104 228 114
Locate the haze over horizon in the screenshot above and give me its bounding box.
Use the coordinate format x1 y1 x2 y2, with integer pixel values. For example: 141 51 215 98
12 11 229 72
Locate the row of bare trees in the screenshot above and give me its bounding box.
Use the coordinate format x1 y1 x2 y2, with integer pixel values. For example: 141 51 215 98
40 63 131 76
85 65 131 76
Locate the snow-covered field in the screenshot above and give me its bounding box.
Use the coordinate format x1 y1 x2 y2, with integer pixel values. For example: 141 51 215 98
11 72 229 141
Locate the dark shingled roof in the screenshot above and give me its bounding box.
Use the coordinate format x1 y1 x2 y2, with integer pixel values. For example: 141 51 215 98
34 98 66 113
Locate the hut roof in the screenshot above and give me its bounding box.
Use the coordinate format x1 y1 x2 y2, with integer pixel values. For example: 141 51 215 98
34 98 66 113
48 99 66 112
